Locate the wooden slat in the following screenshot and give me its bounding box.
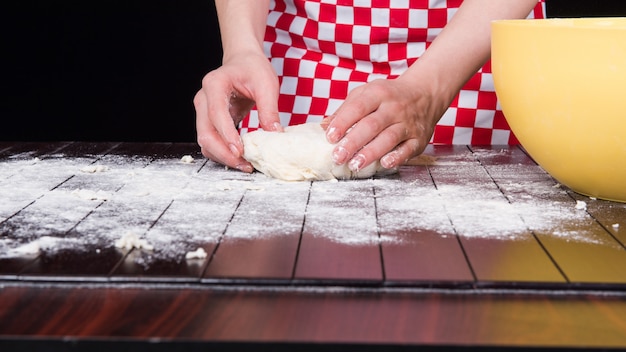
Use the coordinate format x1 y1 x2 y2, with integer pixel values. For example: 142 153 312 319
568 191 626 248
2 142 626 289
101 144 206 280
0 257 38 279
112 156 243 281
428 145 565 285
16 248 125 281
0 142 71 159
56 141 120 157
376 163 474 285
0 142 14 155
105 142 173 158
475 146 626 286
203 178 308 282
1 285 626 349
0 142 120 277
16 143 172 279
294 181 383 283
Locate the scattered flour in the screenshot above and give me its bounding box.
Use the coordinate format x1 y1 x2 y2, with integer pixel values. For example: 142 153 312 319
1 148 624 266
7 236 72 256
115 232 154 251
185 247 208 260
180 155 195 164
71 189 111 201
80 165 108 173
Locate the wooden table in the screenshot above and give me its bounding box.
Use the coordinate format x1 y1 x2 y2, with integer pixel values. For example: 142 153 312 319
1 142 625 351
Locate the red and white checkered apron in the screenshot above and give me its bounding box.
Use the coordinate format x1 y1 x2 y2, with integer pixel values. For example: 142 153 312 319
240 0 546 145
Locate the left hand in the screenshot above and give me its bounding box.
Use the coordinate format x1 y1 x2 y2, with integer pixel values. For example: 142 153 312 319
324 76 448 171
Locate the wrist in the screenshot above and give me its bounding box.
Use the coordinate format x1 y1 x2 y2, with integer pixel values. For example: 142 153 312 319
397 62 460 114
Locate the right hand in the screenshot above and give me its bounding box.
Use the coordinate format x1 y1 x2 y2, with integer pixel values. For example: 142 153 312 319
194 51 281 172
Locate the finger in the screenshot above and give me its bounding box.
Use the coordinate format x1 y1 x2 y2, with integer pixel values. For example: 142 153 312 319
320 115 334 131
198 126 254 173
202 146 254 173
380 139 423 169
345 122 412 172
194 89 252 172
254 74 283 132
201 75 246 157
331 110 387 165
326 81 382 144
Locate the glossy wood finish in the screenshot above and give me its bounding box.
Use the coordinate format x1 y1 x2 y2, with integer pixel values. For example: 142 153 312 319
1 285 626 349
1 142 626 351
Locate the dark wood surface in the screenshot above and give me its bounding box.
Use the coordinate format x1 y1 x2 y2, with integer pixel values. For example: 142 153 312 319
1 142 626 351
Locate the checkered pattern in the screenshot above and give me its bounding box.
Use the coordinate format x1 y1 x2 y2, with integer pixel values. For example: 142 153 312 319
240 0 546 145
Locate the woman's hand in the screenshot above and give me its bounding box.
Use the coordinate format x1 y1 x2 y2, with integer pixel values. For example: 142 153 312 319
194 51 281 172
324 0 540 172
324 76 449 171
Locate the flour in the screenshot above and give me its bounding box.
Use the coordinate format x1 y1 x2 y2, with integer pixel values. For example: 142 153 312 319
185 247 208 260
180 155 195 164
115 232 154 251
0 148 623 266
71 189 111 201
80 165 108 173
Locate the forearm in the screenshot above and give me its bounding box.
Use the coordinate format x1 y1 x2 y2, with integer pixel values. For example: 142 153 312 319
402 0 539 104
215 0 270 61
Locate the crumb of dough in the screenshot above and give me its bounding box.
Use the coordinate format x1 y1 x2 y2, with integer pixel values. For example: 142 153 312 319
613 223 620 230
245 184 265 191
575 200 587 210
114 232 154 251
216 183 232 191
80 165 108 173
185 248 208 260
180 155 195 164
72 189 110 201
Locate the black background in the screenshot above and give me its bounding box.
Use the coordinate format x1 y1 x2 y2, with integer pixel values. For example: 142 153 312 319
1 0 625 142
1 0 222 142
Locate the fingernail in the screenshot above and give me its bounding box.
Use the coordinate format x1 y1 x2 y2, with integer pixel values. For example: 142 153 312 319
332 146 349 165
272 122 284 132
320 117 330 130
348 154 365 172
229 144 241 158
381 154 396 169
235 163 253 173
326 127 340 143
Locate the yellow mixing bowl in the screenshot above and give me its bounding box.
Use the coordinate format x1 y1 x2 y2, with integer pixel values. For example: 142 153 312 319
492 18 626 203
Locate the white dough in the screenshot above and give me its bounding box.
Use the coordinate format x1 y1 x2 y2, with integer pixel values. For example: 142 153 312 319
242 123 391 181
180 155 195 164
185 248 208 260
80 165 108 173
114 232 154 251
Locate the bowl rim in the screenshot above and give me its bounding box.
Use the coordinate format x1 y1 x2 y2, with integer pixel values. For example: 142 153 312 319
492 17 626 29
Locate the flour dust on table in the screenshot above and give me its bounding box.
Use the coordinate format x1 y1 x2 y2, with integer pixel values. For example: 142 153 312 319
0 148 618 266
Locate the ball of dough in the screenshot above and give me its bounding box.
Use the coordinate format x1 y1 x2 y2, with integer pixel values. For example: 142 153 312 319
242 123 390 181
